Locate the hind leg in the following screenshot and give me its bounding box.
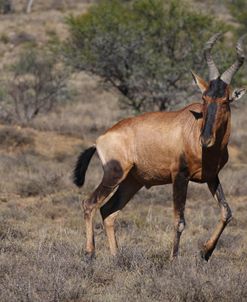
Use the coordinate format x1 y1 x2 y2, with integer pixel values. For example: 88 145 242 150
83 160 132 258
100 174 142 255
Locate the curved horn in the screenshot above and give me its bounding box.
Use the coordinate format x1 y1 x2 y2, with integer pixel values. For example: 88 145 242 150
204 32 222 81
221 35 246 84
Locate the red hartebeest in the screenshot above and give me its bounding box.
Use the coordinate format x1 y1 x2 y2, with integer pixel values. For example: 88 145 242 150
74 33 246 261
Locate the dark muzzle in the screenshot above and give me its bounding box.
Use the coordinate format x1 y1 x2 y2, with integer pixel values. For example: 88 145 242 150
201 102 218 148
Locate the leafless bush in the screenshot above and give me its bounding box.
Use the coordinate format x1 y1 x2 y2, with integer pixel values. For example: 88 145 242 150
0 48 70 124
30 81 121 138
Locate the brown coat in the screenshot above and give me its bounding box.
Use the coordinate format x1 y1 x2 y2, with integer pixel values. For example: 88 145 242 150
96 102 230 187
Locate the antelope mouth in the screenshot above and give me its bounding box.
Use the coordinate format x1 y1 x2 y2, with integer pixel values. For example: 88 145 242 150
200 136 215 148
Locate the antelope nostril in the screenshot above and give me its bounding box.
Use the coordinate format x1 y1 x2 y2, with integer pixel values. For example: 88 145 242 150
201 137 214 148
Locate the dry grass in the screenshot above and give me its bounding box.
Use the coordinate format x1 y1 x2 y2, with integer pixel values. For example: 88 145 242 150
0 124 86 196
0 125 34 150
1 186 247 302
0 119 247 301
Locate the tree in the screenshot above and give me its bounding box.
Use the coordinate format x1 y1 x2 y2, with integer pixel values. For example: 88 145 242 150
0 48 70 123
223 0 247 88
65 0 228 112
227 0 247 35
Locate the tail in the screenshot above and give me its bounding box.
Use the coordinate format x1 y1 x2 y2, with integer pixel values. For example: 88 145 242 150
73 146 96 187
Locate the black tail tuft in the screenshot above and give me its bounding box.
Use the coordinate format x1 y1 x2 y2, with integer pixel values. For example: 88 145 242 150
73 146 96 187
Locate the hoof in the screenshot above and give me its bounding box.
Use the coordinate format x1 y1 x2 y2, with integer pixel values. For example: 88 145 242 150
200 249 212 262
170 255 178 262
84 251 95 262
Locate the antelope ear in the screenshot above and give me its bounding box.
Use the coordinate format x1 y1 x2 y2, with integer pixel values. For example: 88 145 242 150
230 88 246 102
191 70 208 94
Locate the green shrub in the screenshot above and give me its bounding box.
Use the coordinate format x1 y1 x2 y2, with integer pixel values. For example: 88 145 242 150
227 0 247 35
65 0 229 112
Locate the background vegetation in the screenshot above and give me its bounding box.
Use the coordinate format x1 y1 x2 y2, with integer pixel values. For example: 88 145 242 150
0 0 247 301
65 0 231 111
0 48 70 123
227 0 247 35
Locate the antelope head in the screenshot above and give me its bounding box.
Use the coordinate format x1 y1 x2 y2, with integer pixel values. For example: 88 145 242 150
191 33 246 148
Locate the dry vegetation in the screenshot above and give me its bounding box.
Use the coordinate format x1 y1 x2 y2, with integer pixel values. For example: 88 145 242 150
0 1 247 302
